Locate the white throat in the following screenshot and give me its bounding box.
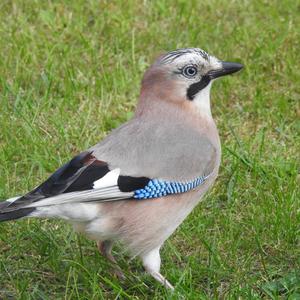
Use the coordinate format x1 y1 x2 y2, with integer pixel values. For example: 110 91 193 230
193 82 212 117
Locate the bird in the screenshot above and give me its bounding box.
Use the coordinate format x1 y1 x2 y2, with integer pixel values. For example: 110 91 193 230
0 48 243 290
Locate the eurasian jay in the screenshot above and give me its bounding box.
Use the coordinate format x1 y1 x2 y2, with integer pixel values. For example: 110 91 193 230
0 48 243 289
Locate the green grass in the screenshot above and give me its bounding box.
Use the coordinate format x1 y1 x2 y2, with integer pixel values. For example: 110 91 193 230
0 0 299 299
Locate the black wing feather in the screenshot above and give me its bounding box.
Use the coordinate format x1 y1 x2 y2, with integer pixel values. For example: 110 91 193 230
7 151 110 209
1 151 151 216
64 160 109 192
118 176 150 192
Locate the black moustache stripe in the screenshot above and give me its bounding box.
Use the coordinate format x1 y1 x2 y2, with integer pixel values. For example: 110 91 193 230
186 75 211 100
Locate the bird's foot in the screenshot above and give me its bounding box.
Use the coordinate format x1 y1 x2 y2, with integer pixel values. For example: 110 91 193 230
147 270 174 290
112 267 126 281
97 240 125 280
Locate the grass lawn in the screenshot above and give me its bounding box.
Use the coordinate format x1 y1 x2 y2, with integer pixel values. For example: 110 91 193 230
0 0 299 299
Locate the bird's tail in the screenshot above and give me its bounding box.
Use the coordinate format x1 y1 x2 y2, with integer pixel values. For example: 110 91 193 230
0 197 36 222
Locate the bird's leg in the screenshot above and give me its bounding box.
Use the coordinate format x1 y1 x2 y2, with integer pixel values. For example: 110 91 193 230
142 247 174 290
97 240 125 280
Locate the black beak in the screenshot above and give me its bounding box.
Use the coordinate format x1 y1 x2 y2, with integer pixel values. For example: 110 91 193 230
208 61 243 79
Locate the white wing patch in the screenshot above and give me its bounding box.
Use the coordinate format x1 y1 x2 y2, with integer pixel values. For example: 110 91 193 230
93 168 120 189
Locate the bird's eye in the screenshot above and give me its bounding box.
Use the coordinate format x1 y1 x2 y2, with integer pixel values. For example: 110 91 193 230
182 66 198 78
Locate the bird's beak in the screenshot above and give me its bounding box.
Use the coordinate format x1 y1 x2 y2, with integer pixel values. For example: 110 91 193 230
208 61 243 79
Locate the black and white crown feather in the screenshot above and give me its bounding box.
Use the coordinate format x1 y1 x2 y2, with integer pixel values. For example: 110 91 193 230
160 48 210 64
0 151 210 222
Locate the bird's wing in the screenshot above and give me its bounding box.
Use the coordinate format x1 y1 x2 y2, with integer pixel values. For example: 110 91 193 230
90 117 218 183
1 115 218 215
1 151 150 211
1 142 213 212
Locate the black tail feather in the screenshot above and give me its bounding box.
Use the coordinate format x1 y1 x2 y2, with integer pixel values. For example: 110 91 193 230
0 201 35 222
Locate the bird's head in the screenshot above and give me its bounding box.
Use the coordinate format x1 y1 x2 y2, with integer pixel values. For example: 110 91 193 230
139 48 243 116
